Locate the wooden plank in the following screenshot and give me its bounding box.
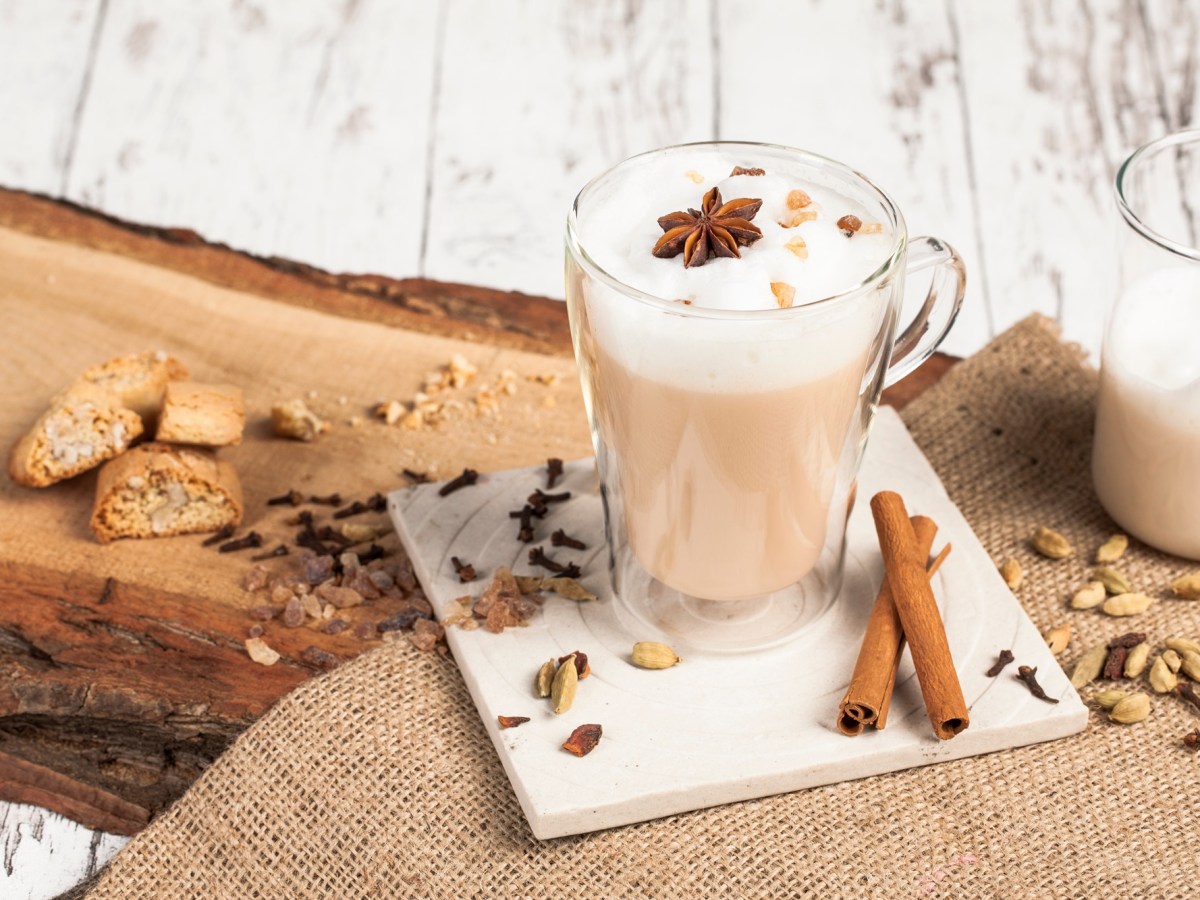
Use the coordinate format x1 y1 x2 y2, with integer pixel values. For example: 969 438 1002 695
953 0 1169 359
422 0 716 298
0 0 103 194
716 0 992 360
62 0 439 277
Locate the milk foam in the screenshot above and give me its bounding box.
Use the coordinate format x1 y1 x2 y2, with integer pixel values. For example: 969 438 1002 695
1105 267 1200 406
573 148 897 392
578 154 893 310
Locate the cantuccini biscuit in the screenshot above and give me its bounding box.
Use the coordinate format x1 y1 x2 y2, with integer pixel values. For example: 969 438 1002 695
90 442 244 543
79 351 189 423
8 384 144 487
156 382 246 446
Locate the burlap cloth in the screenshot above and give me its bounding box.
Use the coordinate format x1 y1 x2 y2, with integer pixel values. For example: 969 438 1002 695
81 315 1200 899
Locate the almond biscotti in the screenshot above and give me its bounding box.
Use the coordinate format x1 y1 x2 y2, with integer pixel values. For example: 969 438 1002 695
8 384 144 487
80 351 189 423
155 382 245 446
90 442 244 543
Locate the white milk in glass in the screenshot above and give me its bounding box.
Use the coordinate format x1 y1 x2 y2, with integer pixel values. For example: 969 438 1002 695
1093 266 1200 559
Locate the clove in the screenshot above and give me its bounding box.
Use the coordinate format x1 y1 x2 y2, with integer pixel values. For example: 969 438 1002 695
403 468 430 484
514 505 536 543
250 544 290 562
528 488 571 508
1178 681 1200 716
201 523 236 547
1108 632 1147 649
551 529 586 550
986 649 1015 677
1016 665 1059 704
357 544 386 565
267 490 304 507
309 493 343 507
333 501 368 519
452 556 477 583
439 468 479 497
1185 728 1200 750
219 531 264 554
1103 645 1129 681
546 457 564 489
366 492 386 512
528 546 581 579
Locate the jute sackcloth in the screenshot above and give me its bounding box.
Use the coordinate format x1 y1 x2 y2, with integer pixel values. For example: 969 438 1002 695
83 315 1200 898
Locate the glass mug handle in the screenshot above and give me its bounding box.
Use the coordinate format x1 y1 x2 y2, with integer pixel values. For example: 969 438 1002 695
884 236 967 386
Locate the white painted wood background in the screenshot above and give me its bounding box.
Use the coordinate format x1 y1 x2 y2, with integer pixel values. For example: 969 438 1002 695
0 0 1196 895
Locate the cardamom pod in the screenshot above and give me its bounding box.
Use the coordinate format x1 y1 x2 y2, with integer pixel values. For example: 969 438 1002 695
1095 534 1129 564
1070 581 1107 610
1032 526 1073 560
630 641 682 670
1162 649 1183 673
1123 642 1150 678
1171 572 1200 600
1101 592 1154 617
1179 650 1200 682
1165 636 1200 656
1092 689 1129 709
1092 567 1132 595
1043 622 1071 656
999 558 1023 590
535 658 557 698
1149 656 1178 694
551 654 578 714
1070 643 1108 689
1109 692 1151 724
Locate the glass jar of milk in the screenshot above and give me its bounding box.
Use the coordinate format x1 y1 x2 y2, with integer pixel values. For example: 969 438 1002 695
1093 130 1200 559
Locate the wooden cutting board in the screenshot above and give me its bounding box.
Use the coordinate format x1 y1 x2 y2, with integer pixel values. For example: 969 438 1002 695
0 188 952 836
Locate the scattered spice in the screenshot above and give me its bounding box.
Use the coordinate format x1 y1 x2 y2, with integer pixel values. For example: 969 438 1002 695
249 604 279 621
1016 665 1059 704
652 187 764 268
439 468 479 497
1043 622 1071 656
1171 572 1200 600
474 565 538 633
219 531 264 553
403 468 430 484
250 544 289 562
528 546 581 579
1070 582 1107 609
546 457 564 489
201 523 236 547
281 596 305 627
408 618 445 652
1124 642 1150 678
1102 593 1154 617
551 654 578 714
1103 646 1128 680
1095 534 1129 564
562 723 602 757
786 189 812 209
1109 692 1151 724
357 544 386 565
558 650 590 679
452 556 477 583
530 577 597 602
535 659 557 698
355 621 378 641
322 618 349 635
1184 727 1200 749
267 490 304 507
631 641 682 670
310 493 344 507
1031 526 1073 559
837 214 863 237
1178 681 1200 715
1092 566 1131 595
999 558 1023 590
1149 656 1179 693
1093 689 1129 709
514 505 536 543
1108 632 1148 649
333 501 368 519
551 529 586 550
245 637 280 666
498 715 530 729
247 624 264 639
986 649 1015 677
301 646 340 671
770 281 796 308
528 488 571 508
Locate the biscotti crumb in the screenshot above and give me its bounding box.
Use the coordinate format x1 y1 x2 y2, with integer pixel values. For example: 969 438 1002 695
156 382 246 446
271 399 328 442
8 384 144 487
90 442 243 543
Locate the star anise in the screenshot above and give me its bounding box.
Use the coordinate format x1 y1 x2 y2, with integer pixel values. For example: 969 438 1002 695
652 187 763 267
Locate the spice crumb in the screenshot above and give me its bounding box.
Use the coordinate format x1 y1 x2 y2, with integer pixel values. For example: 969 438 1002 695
562 723 603 757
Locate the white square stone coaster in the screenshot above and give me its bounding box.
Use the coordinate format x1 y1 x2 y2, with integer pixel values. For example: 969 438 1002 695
388 407 1087 840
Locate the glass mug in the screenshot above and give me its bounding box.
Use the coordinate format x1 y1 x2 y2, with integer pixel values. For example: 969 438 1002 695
564 142 966 650
1094 130 1200 560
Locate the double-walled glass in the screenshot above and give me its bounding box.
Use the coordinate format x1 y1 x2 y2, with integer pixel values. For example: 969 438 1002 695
565 142 965 650
1094 130 1200 559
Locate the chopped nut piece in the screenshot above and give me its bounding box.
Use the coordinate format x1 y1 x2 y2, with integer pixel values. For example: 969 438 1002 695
730 165 765 176
784 236 809 259
245 637 280 666
271 399 328 442
562 723 602 757
786 189 812 209
779 209 818 228
1095 534 1129 564
498 715 531 729
836 214 863 236
770 282 796 309
858 222 883 234
374 400 406 426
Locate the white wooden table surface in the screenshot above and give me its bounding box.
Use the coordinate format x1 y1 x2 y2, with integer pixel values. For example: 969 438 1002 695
1 0 1196 895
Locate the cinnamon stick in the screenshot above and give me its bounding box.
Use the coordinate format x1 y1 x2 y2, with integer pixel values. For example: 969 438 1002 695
838 516 938 736
870 491 970 740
